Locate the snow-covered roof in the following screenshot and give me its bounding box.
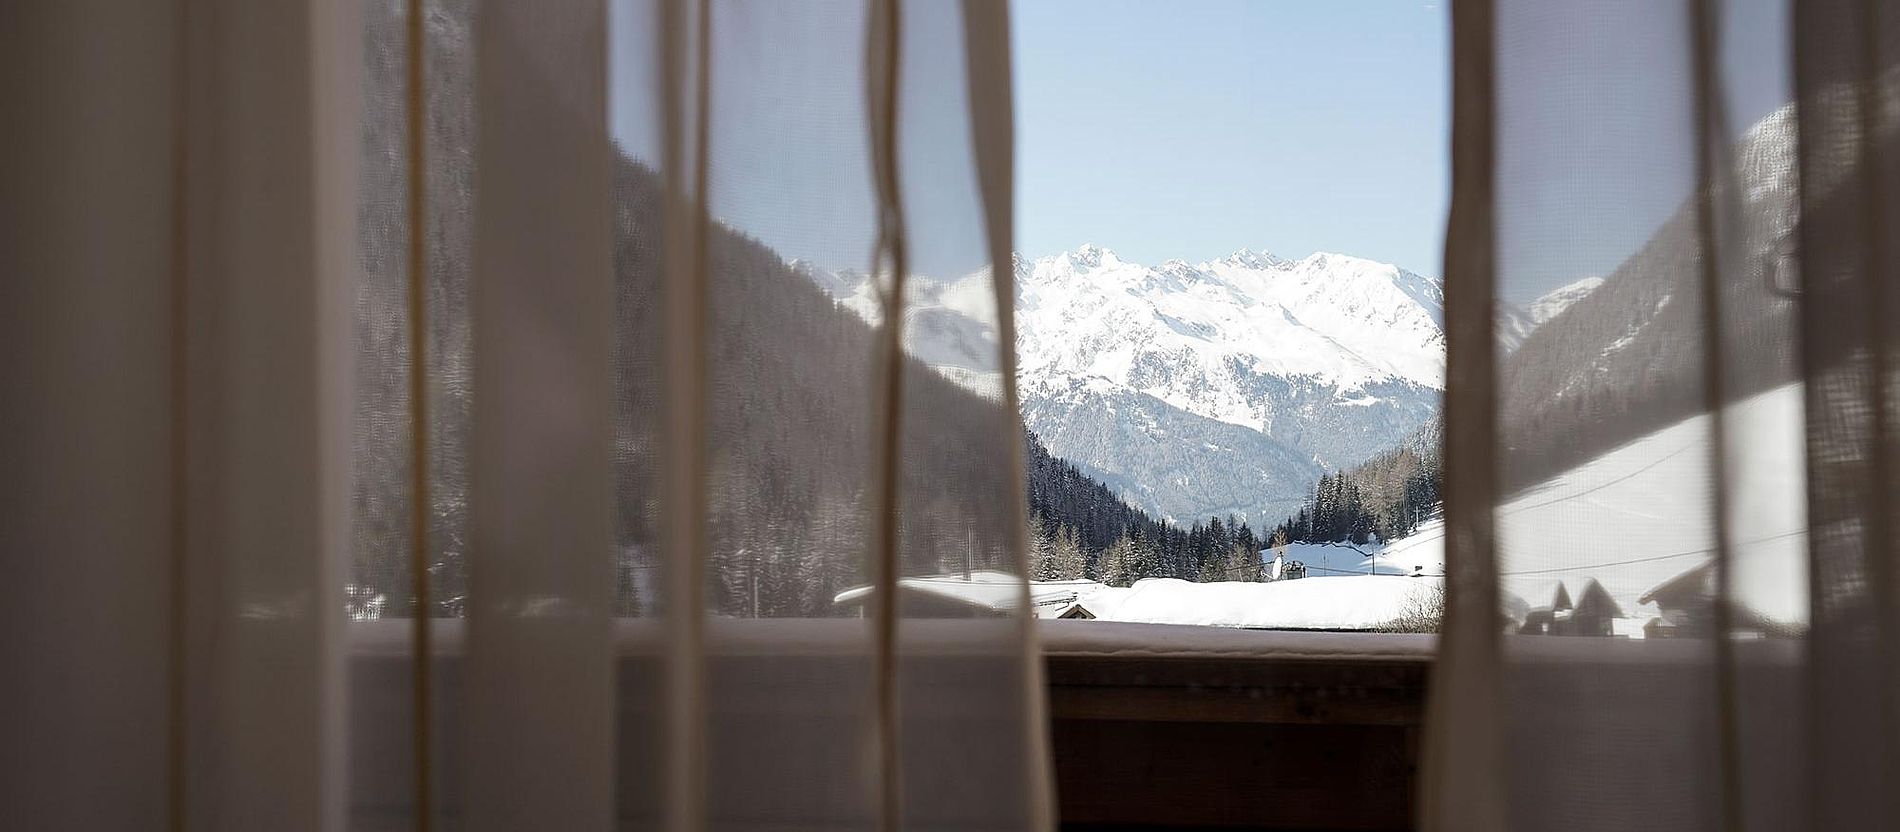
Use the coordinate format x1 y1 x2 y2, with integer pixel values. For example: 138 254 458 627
832 571 1104 619
1076 576 1442 631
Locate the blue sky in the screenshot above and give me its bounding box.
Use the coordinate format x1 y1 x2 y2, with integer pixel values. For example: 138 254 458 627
1013 0 1451 276
611 0 1791 305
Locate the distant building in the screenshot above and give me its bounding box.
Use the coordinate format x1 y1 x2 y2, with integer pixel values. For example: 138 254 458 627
1638 562 1802 638
1639 563 1713 637
1510 577 1624 637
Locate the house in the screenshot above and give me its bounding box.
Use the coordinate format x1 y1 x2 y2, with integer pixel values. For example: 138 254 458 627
1508 577 1624 637
832 570 1105 619
1638 562 1803 638
1639 563 1712 636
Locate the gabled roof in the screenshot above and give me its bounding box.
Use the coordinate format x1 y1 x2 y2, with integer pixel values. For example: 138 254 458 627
1571 576 1625 619
1639 562 1711 607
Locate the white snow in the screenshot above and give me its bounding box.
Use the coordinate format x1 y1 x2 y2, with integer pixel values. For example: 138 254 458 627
1015 245 1446 433
1343 383 1809 628
804 244 1449 523
808 244 1447 430
832 570 1103 619
1078 575 1442 630
1528 276 1604 325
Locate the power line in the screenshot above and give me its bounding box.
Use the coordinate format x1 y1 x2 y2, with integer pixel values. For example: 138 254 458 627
1499 441 1698 515
1270 438 1717 562
1497 529 1804 577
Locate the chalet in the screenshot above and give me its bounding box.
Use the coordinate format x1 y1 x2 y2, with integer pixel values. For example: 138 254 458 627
1508 577 1625 637
1639 563 1713 637
1638 562 1803 638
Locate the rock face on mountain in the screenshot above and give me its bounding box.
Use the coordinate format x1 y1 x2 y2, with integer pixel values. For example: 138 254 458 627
1011 246 1453 524
815 245 1452 524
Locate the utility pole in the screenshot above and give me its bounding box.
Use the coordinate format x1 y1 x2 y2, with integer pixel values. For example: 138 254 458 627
736 547 754 618
964 528 972 581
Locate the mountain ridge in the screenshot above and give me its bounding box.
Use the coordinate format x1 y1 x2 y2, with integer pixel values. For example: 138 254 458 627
807 243 1455 524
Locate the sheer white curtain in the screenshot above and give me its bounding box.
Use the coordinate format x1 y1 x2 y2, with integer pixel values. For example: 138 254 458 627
4 0 1048 830
1428 0 1900 830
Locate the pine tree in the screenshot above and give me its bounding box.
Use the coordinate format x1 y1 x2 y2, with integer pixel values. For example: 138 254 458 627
1098 533 1137 587
1195 549 1227 582
1027 512 1058 580
1222 541 1263 582
1130 528 1161 581
1050 523 1087 580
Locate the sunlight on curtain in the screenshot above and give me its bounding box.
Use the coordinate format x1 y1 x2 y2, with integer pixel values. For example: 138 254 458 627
4 0 1045 829
1430 0 1899 829
350 0 1047 828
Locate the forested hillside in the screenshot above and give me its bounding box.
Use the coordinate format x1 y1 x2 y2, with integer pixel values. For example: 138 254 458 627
1272 418 1441 546
1497 107 1800 488
1025 429 1266 586
1271 105 1803 546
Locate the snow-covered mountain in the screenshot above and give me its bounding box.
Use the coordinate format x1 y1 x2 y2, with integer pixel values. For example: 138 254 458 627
1499 103 1800 485
1495 302 1538 353
1529 276 1605 326
1009 246 1449 524
1496 278 1605 353
802 239 1617 526
810 245 1455 525
796 260 1006 382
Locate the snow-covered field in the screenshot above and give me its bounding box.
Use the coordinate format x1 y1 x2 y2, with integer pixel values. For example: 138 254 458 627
1274 383 1809 628
1080 575 1441 630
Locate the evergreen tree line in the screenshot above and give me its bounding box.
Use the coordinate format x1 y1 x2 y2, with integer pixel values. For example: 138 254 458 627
1273 420 1442 546
1021 508 1268 588
1025 431 1269 587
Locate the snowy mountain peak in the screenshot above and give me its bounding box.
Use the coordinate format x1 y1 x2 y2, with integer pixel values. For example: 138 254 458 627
801 243 1446 525
1065 243 1120 269
792 258 867 298
1219 247 1285 270
1529 276 1604 325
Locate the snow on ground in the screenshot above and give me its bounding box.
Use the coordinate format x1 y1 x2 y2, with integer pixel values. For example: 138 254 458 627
1079 575 1442 630
1272 532 1444 579
1307 383 1809 628
834 384 1805 631
833 570 1103 619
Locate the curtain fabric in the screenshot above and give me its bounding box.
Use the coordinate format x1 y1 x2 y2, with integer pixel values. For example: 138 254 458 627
1427 0 1900 830
5 0 1046 830
5 1 361 829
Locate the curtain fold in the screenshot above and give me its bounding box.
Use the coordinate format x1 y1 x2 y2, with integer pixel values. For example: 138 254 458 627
1793 0 1900 827
4 1 362 829
1427 0 1900 829
464 1 617 829
1422 0 1507 829
6 0 1044 830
